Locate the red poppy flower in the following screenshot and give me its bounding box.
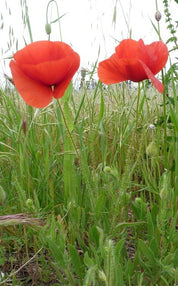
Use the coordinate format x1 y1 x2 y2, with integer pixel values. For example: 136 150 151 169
98 39 168 93
10 41 80 108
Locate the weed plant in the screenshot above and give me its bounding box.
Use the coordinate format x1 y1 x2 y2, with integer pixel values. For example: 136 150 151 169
0 0 177 285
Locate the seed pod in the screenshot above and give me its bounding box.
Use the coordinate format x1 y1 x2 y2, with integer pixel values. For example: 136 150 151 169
45 23 51 35
155 11 162 21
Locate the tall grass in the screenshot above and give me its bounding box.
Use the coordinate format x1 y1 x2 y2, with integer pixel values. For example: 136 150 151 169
0 0 177 285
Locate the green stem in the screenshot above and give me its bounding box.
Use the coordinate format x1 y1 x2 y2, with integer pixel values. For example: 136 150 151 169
56 99 79 158
135 82 141 131
155 0 167 167
155 0 161 40
162 71 168 168
56 99 95 211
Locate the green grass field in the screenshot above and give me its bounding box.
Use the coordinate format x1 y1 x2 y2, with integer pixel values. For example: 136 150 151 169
0 0 177 285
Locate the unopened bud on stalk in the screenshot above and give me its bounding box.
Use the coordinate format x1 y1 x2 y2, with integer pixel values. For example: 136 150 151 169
155 11 162 21
135 197 142 204
103 166 112 173
25 198 35 210
45 23 51 35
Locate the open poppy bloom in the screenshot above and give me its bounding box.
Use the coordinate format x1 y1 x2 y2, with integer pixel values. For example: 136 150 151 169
10 41 80 108
98 39 168 93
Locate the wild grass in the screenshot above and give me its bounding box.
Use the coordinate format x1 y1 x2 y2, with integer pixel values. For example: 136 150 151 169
0 80 177 285
0 0 178 285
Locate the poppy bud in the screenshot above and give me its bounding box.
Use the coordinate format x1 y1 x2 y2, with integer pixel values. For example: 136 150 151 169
103 166 112 173
155 11 162 21
45 23 51 35
25 198 35 210
135 197 142 204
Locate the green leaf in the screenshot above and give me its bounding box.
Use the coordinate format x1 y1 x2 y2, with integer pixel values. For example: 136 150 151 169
150 238 159 258
147 210 154 238
50 13 67 24
174 249 178 267
138 239 156 266
74 93 86 125
125 259 134 282
84 252 95 268
68 244 85 277
47 239 66 268
114 238 125 265
151 205 158 226
169 103 178 132
115 263 124 286
83 265 97 286
95 193 106 218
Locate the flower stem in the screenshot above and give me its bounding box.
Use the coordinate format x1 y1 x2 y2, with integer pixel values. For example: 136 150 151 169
135 82 141 131
155 0 168 168
46 0 63 41
56 99 79 158
155 0 162 40
56 99 95 211
162 71 168 168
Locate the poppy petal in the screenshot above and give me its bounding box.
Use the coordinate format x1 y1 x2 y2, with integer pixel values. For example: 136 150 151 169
13 41 77 65
115 39 168 74
53 55 80 99
115 39 149 64
10 60 52 108
98 54 128 84
138 60 164 93
98 54 148 84
146 41 168 75
98 39 167 93
19 52 80 86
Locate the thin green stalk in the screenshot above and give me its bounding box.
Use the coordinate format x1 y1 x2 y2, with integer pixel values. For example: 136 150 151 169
135 82 141 131
162 71 168 168
155 0 167 167
155 0 162 40
46 0 63 41
56 99 79 158
56 99 95 210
